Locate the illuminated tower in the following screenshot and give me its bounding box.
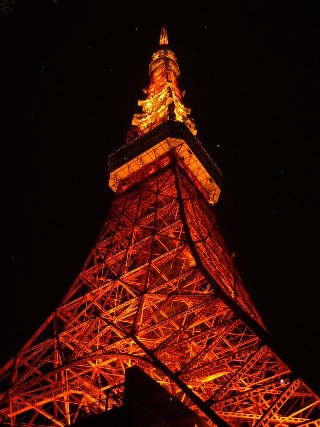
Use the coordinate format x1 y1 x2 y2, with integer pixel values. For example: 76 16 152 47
0 26 319 427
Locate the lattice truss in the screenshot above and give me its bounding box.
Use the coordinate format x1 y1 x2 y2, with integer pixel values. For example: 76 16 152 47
0 160 319 426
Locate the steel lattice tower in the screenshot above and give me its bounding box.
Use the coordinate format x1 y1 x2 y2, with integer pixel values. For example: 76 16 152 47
0 26 319 427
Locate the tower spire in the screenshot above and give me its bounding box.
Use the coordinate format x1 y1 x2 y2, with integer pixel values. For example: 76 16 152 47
126 25 196 144
159 25 169 46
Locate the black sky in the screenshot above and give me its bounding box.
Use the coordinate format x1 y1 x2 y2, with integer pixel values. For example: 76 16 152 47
1 1 319 395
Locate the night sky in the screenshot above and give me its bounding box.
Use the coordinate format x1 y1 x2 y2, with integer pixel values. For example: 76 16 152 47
1 1 319 396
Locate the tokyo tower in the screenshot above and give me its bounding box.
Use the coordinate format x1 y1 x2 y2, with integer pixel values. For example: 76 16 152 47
0 26 319 426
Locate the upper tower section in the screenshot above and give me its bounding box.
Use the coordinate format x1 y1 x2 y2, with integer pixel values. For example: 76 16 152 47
126 26 197 144
109 27 221 205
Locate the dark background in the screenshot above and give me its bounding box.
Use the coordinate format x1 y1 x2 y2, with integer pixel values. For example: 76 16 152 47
1 0 319 396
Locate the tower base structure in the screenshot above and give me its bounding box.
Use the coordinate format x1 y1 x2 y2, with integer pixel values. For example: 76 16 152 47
0 123 319 426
